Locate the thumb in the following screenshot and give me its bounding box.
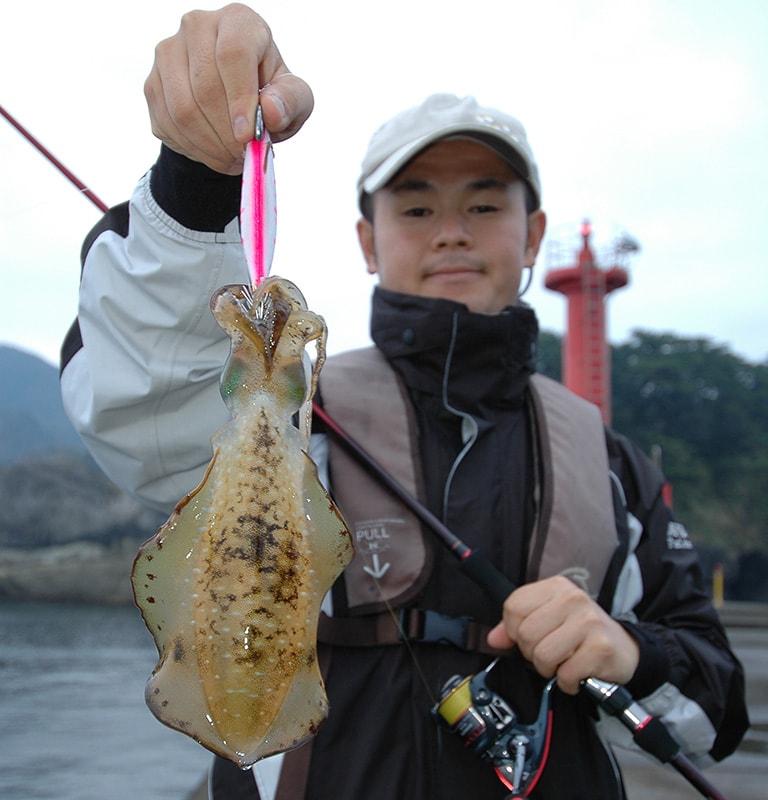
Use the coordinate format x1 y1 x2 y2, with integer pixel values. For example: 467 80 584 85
486 621 515 651
258 75 314 142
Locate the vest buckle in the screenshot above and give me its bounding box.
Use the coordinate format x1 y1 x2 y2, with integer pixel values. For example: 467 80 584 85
399 608 471 649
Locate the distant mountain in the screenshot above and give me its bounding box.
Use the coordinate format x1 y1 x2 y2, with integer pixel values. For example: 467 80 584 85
0 346 164 603
0 345 86 463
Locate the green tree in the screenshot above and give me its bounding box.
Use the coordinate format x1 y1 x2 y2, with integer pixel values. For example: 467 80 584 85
610 331 768 558
536 331 562 382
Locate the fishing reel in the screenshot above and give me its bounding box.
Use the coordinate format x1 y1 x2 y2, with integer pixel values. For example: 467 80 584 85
432 659 556 799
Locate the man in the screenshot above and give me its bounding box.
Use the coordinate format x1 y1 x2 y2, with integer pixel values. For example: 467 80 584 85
60 5 747 799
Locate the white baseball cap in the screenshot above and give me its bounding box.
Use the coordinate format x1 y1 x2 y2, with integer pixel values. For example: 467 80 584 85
357 93 541 211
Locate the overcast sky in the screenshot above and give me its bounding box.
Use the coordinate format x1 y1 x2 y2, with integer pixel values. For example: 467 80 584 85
2 0 766 368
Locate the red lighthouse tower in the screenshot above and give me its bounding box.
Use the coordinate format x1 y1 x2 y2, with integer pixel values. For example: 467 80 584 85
544 221 632 424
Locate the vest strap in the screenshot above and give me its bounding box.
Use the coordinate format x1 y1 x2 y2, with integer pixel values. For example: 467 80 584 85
321 348 431 613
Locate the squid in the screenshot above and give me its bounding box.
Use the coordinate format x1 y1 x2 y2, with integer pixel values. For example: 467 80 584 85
132 276 353 767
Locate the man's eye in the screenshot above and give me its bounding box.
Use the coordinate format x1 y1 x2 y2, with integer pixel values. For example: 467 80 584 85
471 204 498 214
404 207 431 217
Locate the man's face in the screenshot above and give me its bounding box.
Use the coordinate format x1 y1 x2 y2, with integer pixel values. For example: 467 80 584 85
357 138 546 314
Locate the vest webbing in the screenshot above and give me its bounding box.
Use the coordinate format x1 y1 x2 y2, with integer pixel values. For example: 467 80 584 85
319 347 618 628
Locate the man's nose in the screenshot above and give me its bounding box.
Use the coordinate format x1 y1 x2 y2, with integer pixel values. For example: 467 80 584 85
433 212 472 248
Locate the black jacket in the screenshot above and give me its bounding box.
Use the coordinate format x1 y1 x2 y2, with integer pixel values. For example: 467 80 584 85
283 288 746 800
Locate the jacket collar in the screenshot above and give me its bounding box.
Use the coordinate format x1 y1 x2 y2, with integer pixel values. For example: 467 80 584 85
369 287 539 414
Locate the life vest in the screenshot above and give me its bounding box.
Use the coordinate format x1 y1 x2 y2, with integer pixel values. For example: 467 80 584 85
318 347 618 628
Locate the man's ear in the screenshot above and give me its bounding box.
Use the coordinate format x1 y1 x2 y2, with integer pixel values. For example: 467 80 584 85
356 217 378 275
525 209 547 268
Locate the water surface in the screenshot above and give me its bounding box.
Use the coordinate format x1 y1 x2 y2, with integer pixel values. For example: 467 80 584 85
0 603 208 800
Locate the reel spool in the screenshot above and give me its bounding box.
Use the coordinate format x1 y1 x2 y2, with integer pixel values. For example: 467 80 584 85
433 659 556 798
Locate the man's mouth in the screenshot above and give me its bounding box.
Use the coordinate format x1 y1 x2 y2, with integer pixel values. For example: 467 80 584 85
424 261 484 280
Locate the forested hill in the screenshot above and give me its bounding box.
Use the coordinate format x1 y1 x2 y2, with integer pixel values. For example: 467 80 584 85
538 329 768 599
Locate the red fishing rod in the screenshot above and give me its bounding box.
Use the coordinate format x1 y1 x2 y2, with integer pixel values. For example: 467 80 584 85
1 104 109 213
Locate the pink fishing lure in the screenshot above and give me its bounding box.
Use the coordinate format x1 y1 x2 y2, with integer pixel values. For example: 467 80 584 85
240 106 277 286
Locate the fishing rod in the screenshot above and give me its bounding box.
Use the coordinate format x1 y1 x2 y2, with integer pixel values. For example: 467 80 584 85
312 400 729 800
1 104 109 213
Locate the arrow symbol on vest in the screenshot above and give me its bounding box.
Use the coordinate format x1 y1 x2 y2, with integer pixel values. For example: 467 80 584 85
363 554 390 579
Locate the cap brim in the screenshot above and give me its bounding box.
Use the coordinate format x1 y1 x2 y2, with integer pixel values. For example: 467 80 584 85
360 124 531 196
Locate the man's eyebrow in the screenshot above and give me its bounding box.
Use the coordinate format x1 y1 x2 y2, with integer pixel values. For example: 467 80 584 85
470 177 516 191
388 178 431 194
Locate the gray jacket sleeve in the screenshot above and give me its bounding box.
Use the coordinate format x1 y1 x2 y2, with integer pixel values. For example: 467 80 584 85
60 170 247 512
